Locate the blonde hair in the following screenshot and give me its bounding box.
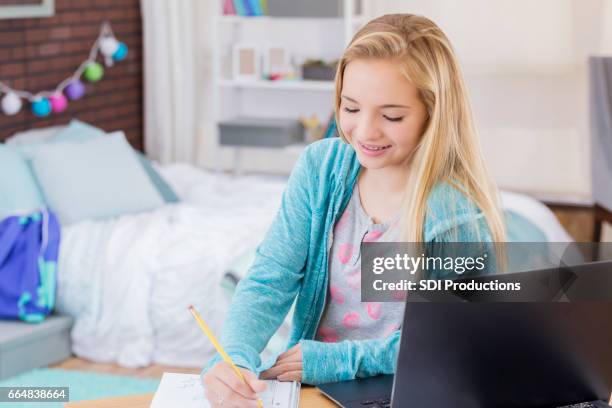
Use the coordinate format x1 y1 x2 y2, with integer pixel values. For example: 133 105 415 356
334 14 506 243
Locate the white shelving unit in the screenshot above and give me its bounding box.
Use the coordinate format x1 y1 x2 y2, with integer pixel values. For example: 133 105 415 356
217 78 336 91
211 0 370 174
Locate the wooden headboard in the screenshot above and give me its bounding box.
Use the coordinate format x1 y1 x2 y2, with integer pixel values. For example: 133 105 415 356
0 0 143 150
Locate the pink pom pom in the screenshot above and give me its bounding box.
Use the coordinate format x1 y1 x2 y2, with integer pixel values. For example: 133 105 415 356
49 93 68 113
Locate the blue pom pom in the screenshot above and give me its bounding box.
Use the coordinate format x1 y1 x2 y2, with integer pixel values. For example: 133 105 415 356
112 42 128 61
31 98 51 117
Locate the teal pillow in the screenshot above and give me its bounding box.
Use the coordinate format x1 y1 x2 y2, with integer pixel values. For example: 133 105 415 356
55 121 179 202
27 132 165 225
13 120 180 203
57 121 180 202
53 119 105 142
13 120 102 158
135 153 180 203
5 125 65 146
54 121 180 202
0 145 45 219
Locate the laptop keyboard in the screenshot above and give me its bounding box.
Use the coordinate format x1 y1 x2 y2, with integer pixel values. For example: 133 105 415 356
359 398 391 408
558 404 600 408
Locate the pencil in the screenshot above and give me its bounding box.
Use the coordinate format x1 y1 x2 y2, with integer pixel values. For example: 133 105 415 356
188 305 264 408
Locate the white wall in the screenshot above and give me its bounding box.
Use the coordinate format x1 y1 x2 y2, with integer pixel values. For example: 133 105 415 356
371 0 609 198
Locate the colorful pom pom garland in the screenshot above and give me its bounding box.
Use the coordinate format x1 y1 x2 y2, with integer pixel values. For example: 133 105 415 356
0 21 128 117
31 97 51 117
83 62 104 83
64 80 85 101
49 93 68 113
1 92 22 116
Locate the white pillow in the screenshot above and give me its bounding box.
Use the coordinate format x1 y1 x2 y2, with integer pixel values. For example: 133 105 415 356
28 131 164 225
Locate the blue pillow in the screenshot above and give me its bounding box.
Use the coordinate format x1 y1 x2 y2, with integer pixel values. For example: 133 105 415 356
5 125 65 146
55 121 179 202
13 120 180 203
0 146 45 220
135 153 180 203
53 119 106 142
14 120 102 159
27 132 165 225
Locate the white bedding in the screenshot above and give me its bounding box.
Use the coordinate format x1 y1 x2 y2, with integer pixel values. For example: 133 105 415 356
55 164 286 368
55 164 572 369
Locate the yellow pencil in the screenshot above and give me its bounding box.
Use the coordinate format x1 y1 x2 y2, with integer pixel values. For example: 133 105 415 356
188 305 263 408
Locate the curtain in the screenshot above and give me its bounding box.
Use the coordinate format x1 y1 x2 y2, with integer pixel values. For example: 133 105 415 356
140 0 202 164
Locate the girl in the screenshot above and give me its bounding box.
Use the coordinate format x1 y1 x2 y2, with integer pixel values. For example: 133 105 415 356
202 13 506 407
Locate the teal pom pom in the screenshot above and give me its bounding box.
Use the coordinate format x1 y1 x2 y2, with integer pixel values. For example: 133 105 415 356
31 98 52 117
112 42 128 61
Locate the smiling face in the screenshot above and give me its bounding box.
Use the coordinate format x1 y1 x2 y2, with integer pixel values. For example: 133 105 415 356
338 58 430 171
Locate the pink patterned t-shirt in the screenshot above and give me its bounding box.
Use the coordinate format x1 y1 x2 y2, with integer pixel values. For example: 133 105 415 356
315 183 404 343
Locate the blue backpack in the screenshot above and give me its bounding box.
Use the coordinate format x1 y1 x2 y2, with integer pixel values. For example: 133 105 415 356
0 209 60 322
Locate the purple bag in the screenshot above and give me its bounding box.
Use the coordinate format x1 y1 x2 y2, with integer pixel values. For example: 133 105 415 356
0 209 60 322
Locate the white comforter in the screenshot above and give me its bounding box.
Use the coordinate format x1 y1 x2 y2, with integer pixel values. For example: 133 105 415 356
55 165 286 368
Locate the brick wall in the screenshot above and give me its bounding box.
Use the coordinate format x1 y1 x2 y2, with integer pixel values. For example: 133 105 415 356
0 0 143 150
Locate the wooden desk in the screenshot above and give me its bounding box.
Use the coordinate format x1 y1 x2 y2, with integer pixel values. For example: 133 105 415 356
64 386 334 408
594 204 612 242
59 387 612 407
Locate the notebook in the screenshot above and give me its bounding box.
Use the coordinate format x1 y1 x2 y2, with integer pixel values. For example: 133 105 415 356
150 373 300 408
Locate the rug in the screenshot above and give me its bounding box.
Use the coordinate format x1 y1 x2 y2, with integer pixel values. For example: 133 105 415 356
0 368 160 407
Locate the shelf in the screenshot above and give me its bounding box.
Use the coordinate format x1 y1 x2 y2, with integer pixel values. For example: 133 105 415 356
218 79 335 91
284 142 308 154
218 15 347 23
212 0 363 173
218 15 268 23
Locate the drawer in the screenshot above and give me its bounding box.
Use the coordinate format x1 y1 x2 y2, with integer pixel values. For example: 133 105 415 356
0 315 73 380
219 117 304 148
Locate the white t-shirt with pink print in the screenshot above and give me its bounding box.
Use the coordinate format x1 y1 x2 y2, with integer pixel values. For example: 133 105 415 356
315 183 405 343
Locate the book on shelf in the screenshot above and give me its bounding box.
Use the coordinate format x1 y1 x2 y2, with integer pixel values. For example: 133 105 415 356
247 0 263 16
232 0 246 15
223 0 235 15
224 0 267 16
242 0 253 15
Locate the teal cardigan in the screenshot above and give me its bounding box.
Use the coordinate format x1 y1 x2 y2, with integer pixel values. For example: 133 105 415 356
203 137 493 384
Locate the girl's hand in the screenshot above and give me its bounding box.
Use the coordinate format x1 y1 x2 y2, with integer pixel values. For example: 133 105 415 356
202 361 267 408
260 344 303 382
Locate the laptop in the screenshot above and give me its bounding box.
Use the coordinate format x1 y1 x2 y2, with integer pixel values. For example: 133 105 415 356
317 261 612 408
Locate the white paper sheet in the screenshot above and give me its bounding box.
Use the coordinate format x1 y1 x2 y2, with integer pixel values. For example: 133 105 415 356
150 373 300 408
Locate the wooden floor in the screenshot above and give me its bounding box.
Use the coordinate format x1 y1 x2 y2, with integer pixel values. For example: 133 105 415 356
52 357 200 379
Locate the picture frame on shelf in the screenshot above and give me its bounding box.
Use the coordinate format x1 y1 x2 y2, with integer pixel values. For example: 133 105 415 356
232 43 261 81
263 45 290 77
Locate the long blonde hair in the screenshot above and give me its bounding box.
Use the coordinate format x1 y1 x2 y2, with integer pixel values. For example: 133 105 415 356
334 14 506 243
